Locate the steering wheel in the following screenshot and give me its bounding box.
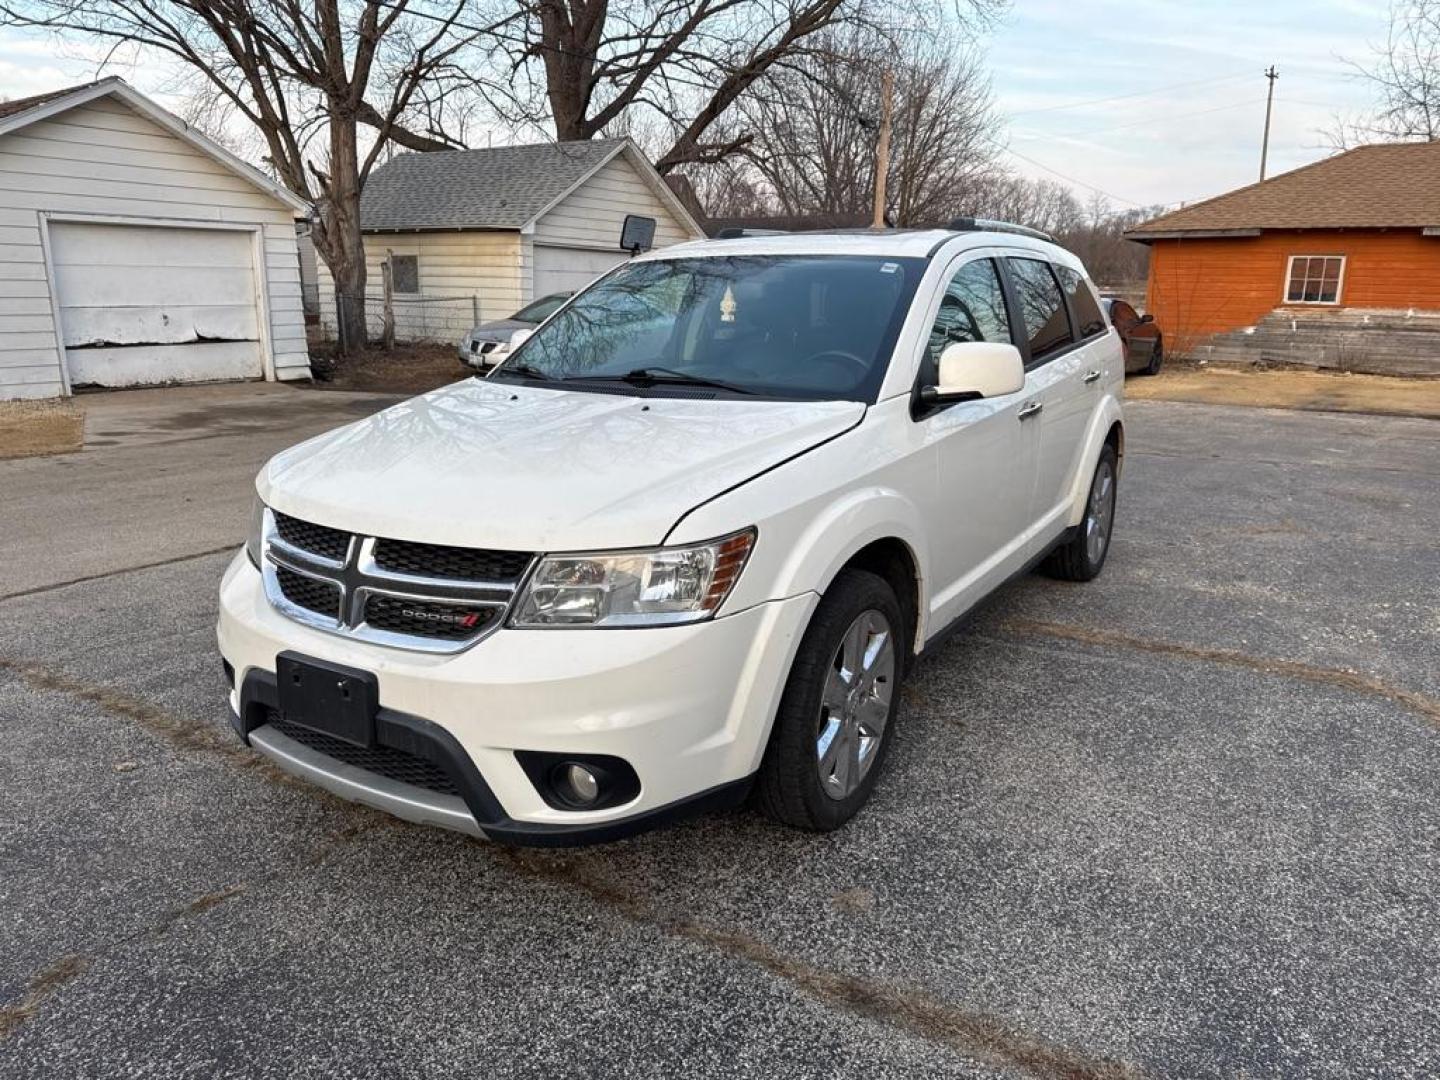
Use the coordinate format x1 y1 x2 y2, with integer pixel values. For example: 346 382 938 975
803 349 869 381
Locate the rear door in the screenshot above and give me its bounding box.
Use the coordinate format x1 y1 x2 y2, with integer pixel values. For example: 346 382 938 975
1003 257 1110 547
918 252 1038 629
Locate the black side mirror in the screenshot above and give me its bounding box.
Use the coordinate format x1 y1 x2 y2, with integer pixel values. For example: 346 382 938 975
620 214 657 254
1139 313 1155 324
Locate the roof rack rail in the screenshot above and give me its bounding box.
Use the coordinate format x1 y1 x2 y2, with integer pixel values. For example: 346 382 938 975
712 227 789 239
948 217 1054 242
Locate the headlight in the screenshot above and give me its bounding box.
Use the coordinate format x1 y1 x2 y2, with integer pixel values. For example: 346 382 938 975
245 496 266 568
511 529 755 628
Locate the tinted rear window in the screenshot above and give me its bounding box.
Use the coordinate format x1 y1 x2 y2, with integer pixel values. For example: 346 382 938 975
1054 266 1106 338
1006 258 1073 359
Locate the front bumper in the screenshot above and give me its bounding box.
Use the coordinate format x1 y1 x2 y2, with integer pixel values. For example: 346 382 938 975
217 552 815 845
459 340 509 369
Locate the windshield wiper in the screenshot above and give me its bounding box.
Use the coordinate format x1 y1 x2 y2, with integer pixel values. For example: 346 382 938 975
492 361 552 382
569 366 756 395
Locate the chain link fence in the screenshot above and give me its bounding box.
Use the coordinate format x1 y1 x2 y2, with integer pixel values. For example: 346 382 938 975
328 292 481 353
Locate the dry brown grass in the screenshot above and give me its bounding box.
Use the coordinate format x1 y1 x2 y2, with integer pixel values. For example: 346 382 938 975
1126 365 1440 419
308 342 471 396
0 399 84 459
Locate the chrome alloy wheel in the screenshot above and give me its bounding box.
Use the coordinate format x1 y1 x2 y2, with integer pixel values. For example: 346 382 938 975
816 609 895 800
1085 458 1116 566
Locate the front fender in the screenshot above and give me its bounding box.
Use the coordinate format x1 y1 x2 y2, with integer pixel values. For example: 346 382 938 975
1065 393 1125 527
765 486 928 605
687 483 930 625
664 399 933 632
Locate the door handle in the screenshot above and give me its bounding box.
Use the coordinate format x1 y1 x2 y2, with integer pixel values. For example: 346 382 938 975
1083 369 1102 384
1017 400 1043 421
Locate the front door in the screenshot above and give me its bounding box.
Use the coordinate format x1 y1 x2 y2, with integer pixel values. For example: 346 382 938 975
917 254 1037 631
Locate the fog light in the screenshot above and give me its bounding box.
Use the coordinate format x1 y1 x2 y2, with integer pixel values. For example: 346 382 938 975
558 762 600 806
516 751 640 812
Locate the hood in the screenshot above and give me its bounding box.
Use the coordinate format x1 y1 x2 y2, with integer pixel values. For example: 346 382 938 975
260 379 863 552
470 319 531 340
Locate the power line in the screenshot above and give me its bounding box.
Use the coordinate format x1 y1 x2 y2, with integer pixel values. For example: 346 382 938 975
1057 97 1262 139
990 142 1145 207
1004 72 1253 118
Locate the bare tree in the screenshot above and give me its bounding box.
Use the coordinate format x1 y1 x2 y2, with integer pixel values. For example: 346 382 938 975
1050 194 1162 287
966 175 1084 235
885 42 1001 224
1331 0 1440 147
694 29 1001 224
0 0 502 351
495 0 1001 173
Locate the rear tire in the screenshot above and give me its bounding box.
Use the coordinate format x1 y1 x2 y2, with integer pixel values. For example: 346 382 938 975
754 569 904 831
1042 443 1118 582
1144 337 1164 376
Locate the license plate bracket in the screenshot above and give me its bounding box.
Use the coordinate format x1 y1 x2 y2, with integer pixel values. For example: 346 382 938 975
275 652 378 748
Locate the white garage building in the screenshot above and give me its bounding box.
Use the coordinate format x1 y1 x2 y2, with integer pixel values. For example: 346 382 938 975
0 78 310 400
316 139 704 343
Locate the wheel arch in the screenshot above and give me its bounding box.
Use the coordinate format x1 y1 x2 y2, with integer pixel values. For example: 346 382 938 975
828 537 923 670
1066 397 1126 526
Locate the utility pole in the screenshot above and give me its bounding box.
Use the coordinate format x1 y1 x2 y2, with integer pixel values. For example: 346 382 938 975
1260 65 1279 182
872 68 894 228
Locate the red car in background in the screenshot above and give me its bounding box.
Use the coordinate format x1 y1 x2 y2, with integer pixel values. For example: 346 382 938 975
1103 297 1164 375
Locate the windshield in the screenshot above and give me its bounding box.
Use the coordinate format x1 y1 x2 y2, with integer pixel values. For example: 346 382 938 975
493 255 925 400
512 292 570 324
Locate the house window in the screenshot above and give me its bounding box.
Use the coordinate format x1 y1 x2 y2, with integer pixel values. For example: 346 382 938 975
1285 256 1344 304
388 255 419 294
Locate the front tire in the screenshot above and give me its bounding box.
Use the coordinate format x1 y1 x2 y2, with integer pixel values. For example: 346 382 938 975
755 569 904 831
1043 443 1118 582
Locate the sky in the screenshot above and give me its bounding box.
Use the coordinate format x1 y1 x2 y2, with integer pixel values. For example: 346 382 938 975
0 0 1395 213
985 0 1392 210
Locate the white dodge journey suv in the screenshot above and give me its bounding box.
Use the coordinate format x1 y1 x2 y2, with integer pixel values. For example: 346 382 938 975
218 224 1125 845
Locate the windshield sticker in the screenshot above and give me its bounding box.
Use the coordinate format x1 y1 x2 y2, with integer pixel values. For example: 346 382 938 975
880 262 900 274
720 284 737 322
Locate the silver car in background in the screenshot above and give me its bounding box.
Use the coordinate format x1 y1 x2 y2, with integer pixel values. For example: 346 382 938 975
458 291 572 370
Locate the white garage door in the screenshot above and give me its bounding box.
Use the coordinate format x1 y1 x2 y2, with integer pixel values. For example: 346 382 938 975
533 245 627 297
50 222 264 388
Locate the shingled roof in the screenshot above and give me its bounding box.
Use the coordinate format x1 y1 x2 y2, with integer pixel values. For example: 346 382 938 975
1127 143 1440 240
0 80 107 121
360 138 632 231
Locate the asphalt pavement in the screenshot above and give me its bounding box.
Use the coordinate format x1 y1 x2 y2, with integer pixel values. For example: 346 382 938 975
1 386 1437 1078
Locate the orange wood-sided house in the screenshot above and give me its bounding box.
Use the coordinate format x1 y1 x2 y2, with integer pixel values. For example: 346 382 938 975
1126 144 1440 363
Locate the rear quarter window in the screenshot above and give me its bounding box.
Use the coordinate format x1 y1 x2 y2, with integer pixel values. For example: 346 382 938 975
1054 265 1107 338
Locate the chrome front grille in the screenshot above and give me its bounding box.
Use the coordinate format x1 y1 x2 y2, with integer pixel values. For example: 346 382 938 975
362 594 498 641
372 537 531 583
258 509 534 653
274 565 341 620
273 511 350 564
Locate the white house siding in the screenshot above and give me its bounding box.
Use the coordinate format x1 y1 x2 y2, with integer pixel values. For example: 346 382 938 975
316 230 526 343
0 95 308 399
531 245 635 296
532 154 697 253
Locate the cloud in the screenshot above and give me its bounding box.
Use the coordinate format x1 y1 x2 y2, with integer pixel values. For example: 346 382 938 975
985 0 1385 205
